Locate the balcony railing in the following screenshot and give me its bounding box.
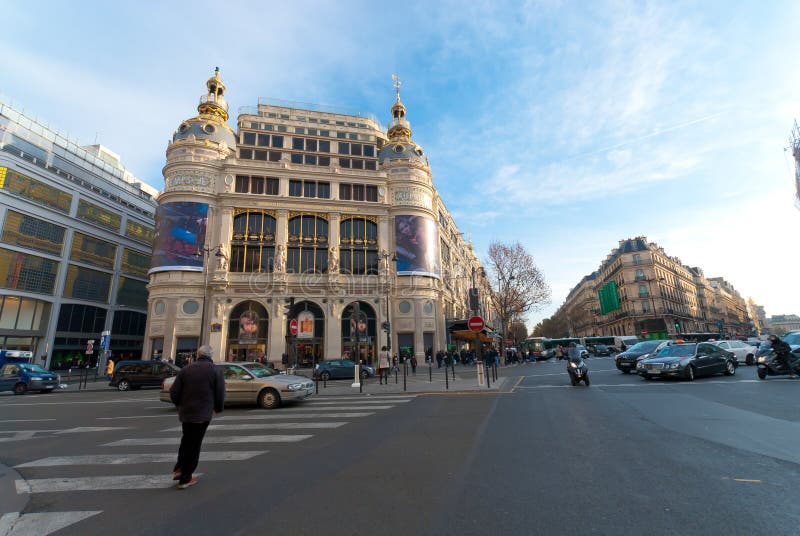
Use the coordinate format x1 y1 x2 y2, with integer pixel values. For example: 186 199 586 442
200 94 228 112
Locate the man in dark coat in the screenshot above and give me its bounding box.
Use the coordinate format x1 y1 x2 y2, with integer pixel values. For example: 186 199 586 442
169 345 225 489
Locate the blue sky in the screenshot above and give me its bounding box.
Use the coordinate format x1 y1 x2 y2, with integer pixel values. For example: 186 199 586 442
2 0 798 328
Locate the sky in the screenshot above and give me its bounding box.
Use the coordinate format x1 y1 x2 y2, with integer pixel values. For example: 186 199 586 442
2 0 798 329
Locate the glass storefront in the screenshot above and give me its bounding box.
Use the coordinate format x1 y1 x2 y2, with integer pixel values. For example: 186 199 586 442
287 301 325 367
340 301 376 366
227 301 269 362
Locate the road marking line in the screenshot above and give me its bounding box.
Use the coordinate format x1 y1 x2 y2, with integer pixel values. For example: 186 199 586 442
96 415 175 420
16 474 203 493
0 511 102 535
163 422 346 432
15 451 266 468
55 427 131 435
249 405 394 411
733 478 762 483
1 399 147 407
305 400 411 405
307 396 417 401
0 419 56 423
0 430 61 434
218 412 373 421
103 435 312 446
511 376 525 392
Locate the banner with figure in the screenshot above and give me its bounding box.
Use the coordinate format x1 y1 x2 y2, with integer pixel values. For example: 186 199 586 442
394 215 440 277
149 201 208 273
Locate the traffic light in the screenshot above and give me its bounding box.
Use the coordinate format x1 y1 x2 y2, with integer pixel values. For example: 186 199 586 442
283 297 295 314
674 321 680 331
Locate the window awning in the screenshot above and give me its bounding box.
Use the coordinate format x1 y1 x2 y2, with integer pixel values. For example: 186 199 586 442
447 319 495 343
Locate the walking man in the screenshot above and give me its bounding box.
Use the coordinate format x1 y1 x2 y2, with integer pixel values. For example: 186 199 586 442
105 357 115 380
169 345 225 489
378 346 391 384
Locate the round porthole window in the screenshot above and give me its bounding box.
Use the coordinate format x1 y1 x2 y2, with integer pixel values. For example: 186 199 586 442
182 300 199 315
178 123 189 134
423 302 433 314
154 301 165 315
398 301 411 314
393 144 404 153
203 124 215 134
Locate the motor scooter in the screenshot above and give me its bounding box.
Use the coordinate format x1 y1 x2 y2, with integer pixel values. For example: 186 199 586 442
756 345 800 380
567 358 590 386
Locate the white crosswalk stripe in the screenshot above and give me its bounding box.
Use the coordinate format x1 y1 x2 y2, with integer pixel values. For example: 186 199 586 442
103 434 312 446
0 511 101 535
163 422 346 432
305 399 411 405
16 474 201 493
217 412 374 421
15 451 266 468
251 405 394 411
55 427 131 434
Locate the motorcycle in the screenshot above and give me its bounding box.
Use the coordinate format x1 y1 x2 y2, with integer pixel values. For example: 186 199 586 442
755 344 800 380
567 358 590 386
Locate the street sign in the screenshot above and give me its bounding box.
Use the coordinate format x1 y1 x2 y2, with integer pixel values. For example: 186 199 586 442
86 340 95 355
289 319 298 336
382 322 390 331
100 331 111 350
641 329 648 336
468 316 485 333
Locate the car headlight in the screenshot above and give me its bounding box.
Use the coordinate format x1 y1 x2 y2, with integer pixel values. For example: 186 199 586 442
757 356 766 363
569 362 577 368
668 362 680 369
287 383 304 391
637 362 645 369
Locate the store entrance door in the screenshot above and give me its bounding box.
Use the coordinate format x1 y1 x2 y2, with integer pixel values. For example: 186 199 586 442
227 344 267 362
295 339 324 369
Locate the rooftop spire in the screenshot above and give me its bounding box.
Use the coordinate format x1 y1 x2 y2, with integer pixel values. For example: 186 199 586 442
388 74 411 142
197 67 229 121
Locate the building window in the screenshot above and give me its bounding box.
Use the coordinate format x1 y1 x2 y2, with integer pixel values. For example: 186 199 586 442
318 156 331 167
265 177 279 195
292 137 305 150
353 184 364 201
338 142 350 154
319 140 330 152
339 184 351 200
231 211 276 273
1 210 65 255
635 269 645 281
398 301 411 314
633 254 641 265
287 214 328 273
65 264 112 303
291 153 303 164
339 158 351 168
70 232 117 269
77 199 122 231
638 285 648 298
340 217 378 275
0 167 72 213
0 247 58 295
182 300 199 315
365 160 377 170
121 248 151 278
642 301 650 313
272 136 284 148
116 277 148 309
317 182 330 199
365 185 378 202
289 180 302 197
242 132 256 145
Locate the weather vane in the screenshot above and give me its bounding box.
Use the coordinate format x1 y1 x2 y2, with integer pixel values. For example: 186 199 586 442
391 74 402 101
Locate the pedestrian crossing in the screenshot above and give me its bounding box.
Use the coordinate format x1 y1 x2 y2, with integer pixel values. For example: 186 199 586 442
2 394 417 535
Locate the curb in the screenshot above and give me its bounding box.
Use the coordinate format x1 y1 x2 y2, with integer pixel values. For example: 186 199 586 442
0 462 27 516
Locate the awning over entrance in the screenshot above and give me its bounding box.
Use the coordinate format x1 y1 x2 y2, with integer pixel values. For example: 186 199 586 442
447 319 495 343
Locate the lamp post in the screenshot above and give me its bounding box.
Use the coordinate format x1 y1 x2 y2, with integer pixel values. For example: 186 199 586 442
380 251 397 354
195 245 228 349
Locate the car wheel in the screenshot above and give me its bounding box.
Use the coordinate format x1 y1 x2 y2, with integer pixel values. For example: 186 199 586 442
320 371 331 381
258 388 281 410
724 361 736 376
621 369 631 374
745 355 754 366
13 383 27 395
117 379 131 391
685 366 695 381
40 389 53 394
757 368 767 380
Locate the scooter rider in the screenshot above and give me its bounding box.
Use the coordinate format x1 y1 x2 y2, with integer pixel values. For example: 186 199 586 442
768 334 795 378
567 342 582 362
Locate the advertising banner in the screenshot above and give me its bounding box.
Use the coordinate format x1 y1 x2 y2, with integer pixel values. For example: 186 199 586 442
394 215 440 277
149 201 208 273
238 310 259 344
349 310 368 341
297 310 314 339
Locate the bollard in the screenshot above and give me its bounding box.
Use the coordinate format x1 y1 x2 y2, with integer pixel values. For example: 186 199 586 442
67 368 72 383
395 366 398 384
486 363 491 388
359 368 363 394
445 365 449 389
403 362 407 392
315 377 319 395
429 363 432 383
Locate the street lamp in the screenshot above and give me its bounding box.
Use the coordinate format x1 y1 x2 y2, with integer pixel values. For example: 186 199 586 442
380 251 397 353
195 245 228 348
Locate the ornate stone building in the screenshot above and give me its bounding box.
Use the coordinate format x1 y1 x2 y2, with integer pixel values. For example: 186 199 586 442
555 236 752 339
144 70 491 366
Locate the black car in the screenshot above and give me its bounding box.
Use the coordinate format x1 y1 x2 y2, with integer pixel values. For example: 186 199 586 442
110 360 179 391
614 340 671 373
591 344 612 357
313 359 374 381
637 343 737 381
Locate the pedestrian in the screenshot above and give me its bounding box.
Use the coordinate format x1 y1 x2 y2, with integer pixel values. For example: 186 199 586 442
105 357 115 380
410 355 418 375
555 345 564 361
169 345 225 489
378 346 390 384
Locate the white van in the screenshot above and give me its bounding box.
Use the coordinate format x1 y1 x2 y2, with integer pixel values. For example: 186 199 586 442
614 336 640 353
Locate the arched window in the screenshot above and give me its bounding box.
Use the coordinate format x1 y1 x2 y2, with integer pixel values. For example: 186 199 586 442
230 211 276 272
340 217 378 275
287 214 328 273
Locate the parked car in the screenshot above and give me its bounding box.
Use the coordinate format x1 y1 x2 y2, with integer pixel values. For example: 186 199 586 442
709 340 757 365
591 344 612 357
637 342 737 381
0 362 60 394
784 331 800 350
313 359 374 381
160 362 314 409
614 340 671 373
110 360 178 391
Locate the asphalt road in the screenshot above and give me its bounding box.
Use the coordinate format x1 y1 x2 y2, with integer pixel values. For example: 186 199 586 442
1 357 799 535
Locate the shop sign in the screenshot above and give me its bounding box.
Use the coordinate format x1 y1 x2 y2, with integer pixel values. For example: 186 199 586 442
297 310 314 339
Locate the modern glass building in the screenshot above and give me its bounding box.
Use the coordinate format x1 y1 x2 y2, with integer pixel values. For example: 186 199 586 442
144 70 492 367
0 101 158 369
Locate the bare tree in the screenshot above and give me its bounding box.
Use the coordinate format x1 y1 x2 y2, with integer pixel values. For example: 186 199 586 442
486 241 551 351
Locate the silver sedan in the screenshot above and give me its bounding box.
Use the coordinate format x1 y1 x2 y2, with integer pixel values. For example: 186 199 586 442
160 362 314 409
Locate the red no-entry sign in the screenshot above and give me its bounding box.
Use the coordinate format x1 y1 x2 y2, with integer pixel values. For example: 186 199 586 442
289 319 298 336
468 316 485 333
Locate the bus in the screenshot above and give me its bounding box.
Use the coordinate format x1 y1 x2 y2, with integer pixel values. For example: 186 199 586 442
521 337 548 360
545 338 581 359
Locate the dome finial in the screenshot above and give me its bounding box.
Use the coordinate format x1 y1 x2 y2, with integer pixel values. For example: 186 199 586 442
198 67 229 121
392 74 402 102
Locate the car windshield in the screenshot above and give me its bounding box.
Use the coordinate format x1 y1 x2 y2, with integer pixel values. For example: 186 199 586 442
628 341 661 352
596 344 608 350
20 364 49 373
656 344 696 357
785 333 800 346
245 363 278 378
